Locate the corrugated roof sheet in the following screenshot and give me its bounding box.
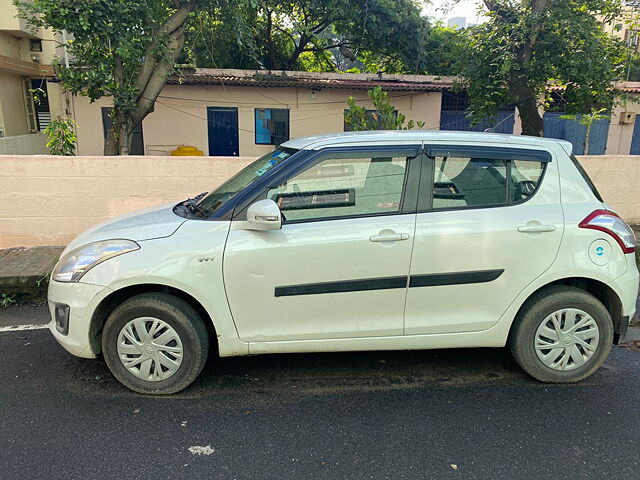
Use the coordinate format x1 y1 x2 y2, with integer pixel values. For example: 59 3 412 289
547 82 640 93
169 68 455 92
169 69 640 95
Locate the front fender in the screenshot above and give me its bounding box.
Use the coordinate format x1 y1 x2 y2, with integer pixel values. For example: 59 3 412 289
80 220 249 356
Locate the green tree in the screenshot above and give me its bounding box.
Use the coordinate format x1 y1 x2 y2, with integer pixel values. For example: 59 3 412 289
415 24 465 76
18 0 204 155
344 86 425 130
188 0 429 72
460 0 626 136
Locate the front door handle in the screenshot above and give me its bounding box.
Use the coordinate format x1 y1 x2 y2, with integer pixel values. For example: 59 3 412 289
517 224 556 233
369 233 410 242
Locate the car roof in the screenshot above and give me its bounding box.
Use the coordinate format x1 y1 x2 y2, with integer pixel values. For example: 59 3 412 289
281 130 573 154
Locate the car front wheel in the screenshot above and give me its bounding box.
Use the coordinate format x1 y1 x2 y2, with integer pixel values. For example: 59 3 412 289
102 292 209 394
509 286 614 383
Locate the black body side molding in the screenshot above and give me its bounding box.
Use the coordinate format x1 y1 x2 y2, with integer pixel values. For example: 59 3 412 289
274 269 504 297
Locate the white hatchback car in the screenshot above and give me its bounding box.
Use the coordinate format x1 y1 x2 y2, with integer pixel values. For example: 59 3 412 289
48 131 639 394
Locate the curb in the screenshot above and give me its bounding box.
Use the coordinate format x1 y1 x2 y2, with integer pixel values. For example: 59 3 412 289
0 247 63 302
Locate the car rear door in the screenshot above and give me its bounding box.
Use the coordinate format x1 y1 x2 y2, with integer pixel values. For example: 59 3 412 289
404 143 564 335
223 146 422 342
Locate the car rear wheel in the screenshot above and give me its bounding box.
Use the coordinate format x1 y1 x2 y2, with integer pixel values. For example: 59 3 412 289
102 293 209 394
509 286 613 383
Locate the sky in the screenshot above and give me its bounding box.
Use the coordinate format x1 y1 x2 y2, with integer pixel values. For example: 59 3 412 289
422 0 487 24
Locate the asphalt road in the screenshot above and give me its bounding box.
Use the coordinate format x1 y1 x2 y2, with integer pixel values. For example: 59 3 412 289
1 305 640 480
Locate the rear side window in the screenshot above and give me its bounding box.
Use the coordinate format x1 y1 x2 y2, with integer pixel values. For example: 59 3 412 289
427 145 549 210
432 157 507 209
511 160 545 202
570 154 603 202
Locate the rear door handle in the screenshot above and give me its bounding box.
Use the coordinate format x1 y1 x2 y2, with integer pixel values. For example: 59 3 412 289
517 224 556 233
369 233 410 242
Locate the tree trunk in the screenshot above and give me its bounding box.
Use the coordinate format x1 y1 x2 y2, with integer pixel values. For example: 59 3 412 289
516 99 544 137
103 109 134 155
117 118 132 155
484 0 548 137
102 1 197 155
510 75 544 136
104 124 119 155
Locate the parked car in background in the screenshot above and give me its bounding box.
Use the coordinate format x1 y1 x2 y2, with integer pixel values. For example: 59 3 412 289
47 131 639 394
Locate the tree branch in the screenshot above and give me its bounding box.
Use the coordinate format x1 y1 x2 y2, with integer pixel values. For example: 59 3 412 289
273 24 298 46
302 41 351 53
134 1 198 95
132 28 186 125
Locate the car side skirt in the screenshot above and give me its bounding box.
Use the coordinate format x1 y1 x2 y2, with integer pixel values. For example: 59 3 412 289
246 328 507 355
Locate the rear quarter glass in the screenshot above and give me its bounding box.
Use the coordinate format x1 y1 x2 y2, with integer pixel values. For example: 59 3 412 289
570 155 604 202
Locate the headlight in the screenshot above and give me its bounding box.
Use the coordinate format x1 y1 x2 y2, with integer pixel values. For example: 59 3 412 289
52 239 140 282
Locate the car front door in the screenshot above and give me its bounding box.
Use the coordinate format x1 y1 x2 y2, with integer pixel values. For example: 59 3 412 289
404 143 564 335
223 147 421 342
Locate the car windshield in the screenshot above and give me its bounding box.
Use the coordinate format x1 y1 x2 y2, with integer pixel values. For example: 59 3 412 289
193 147 297 217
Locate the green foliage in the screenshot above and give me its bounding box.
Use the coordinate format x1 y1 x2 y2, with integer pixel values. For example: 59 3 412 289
459 0 627 136
344 86 425 130
416 24 465 76
560 108 609 155
44 116 78 156
0 293 16 309
186 0 429 72
28 87 47 106
35 270 52 288
16 0 203 154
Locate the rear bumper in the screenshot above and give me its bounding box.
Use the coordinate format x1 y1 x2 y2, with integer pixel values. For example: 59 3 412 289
47 280 112 358
608 254 639 343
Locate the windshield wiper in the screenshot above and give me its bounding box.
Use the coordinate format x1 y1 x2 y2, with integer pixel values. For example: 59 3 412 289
181 192 209 217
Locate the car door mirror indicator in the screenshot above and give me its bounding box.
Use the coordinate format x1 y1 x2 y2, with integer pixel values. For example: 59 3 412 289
246 199 282 230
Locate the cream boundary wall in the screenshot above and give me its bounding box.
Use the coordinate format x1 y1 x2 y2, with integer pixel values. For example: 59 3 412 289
0 154 638 249
72 85 442 157
577 156 640 221
0 155 254 248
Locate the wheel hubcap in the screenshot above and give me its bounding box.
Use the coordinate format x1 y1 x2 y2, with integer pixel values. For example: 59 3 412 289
117 317 183 381
534 308 600 371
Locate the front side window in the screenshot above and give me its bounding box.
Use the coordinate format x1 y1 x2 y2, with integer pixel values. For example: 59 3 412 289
267 153 410 222
194 147 297 217
428 146 548 210
255 108 289 145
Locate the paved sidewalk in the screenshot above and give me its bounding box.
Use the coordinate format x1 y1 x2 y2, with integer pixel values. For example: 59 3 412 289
0 246 63 300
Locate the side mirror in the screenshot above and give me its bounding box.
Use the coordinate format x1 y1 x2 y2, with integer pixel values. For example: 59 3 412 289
246 199 282 230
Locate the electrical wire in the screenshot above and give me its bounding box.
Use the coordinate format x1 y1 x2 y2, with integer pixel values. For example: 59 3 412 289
154 97 486 134
157 91 420 107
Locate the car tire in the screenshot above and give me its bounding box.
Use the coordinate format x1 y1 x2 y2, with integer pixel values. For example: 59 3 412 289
102 293 209 394
509 286 613 383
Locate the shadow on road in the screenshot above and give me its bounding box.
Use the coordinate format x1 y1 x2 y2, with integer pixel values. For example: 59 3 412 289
5 325 636 400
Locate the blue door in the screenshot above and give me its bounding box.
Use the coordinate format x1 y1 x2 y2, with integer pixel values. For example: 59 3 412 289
207 107 239 156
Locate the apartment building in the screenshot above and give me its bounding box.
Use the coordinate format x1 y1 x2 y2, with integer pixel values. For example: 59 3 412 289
0 0 64 152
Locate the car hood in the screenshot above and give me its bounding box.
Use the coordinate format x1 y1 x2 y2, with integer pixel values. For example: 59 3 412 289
61 203 186 256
